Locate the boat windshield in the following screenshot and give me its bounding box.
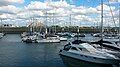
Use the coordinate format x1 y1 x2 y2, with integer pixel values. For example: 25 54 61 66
71 47 78 51
63 45 71 51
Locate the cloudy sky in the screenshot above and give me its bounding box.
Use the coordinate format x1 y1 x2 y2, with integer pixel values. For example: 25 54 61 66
0 0 119 27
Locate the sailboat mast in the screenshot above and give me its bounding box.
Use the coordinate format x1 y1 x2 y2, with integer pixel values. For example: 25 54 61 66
101 0 104 40
118 3 120 42
0 19 2 33
45 11 48 34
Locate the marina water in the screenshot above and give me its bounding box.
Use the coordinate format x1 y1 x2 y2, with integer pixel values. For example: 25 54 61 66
0 34 66 67
0 34 119 67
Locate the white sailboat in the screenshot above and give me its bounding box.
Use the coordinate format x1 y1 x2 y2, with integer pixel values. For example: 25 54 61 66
37 33 60 43
36 9 60 43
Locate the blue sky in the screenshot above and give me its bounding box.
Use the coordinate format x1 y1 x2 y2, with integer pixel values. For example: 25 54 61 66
0 0 119 27
23 0 117 5
17 0 118 8
16 0 102 7
36 0 99 6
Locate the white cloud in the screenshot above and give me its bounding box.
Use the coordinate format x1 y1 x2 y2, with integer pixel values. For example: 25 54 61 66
17 10 44 19
0 5 20 14
96 4 115 11
48 1 70 8
0 14 16 19
25 1 52 10
74 15 94 22
5 0 24 4
72 7 99 15
72 8 87 15
0 0 24 6
109 0 120 2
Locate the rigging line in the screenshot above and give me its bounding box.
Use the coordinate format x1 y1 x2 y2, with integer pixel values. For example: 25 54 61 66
107 0 117 27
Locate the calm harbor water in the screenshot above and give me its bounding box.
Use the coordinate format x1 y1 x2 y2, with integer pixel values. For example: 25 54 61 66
0 34 119 67
0 34 66 67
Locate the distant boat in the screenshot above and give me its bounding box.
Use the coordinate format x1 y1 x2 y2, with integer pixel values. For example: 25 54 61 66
37 34 60 43
59 37 67 41
74 33 85 37
21 32 28 38
91 33 101 37
21 32 39 43
79 39 120 53
57 33 72 38
103 34 119 42
59 42 120 67
56 33 68 41
22 34 38 43
0 33 4 39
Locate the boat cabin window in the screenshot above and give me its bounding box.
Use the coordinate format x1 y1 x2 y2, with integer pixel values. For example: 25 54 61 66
71 47 78 51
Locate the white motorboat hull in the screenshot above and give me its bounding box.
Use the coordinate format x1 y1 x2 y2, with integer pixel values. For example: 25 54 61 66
60 54 115 67
59 50 120 65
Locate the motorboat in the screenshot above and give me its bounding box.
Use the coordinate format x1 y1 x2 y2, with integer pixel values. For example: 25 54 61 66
59 41 120 67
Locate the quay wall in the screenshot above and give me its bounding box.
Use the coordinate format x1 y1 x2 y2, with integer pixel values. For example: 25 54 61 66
0 27 101 34
0 27 29 34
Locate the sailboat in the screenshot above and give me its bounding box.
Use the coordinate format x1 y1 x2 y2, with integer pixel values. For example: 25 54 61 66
82 0 120 60
99 0 120 49
36 9 60 43
36 28 60 43
59 0 120 67
21 19 40 43
102 4 120 43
